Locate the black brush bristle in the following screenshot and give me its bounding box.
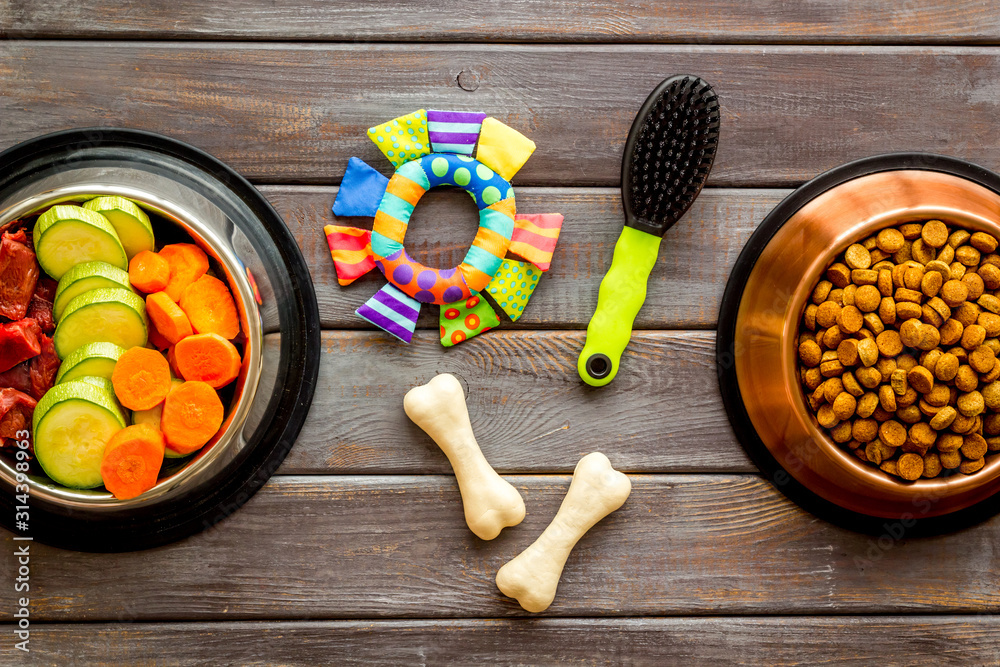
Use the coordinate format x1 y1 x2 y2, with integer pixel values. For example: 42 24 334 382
622 75 720 235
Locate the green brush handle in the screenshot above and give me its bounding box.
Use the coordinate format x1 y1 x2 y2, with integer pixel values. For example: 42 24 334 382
578 225 662 387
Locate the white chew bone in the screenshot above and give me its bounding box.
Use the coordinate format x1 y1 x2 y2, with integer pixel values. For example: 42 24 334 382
403 374 526 540
495 452 631 612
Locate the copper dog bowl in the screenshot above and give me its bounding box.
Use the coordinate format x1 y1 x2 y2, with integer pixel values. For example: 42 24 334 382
718 154 1000 534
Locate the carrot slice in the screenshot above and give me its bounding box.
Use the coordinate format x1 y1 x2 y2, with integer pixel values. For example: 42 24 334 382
100 424 166 500
147 315 172 350
161 381 224 455
179 275 241 339
174 333 242 389
146 291 193 344
166 345 182 378
129 250 171 294
159 243 209 301
111 346 173 411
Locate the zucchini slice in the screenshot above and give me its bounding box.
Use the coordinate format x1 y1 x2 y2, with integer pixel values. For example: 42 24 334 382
83 196 155 259
53 261 133 322
33 205 127 280
32 380 126 489
55 342 127 384
53 288 147 359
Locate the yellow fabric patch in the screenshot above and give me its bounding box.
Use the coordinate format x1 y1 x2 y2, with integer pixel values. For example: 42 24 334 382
475 118 536 181
487 260 541 322
368 110 431 168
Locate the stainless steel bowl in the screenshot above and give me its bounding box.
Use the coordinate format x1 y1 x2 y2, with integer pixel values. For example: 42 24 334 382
0 129 320 550
719 153 1000 534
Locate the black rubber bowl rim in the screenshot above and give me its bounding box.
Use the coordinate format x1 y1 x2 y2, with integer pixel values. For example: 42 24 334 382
717 152 1000 537
0 128 321 551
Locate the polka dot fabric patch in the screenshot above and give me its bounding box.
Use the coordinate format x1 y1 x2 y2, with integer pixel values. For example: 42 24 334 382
487 260 540 322
440 294 500 347
368 110 431 168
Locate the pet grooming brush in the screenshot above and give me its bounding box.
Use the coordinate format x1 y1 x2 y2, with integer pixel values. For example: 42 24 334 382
578 75 720 386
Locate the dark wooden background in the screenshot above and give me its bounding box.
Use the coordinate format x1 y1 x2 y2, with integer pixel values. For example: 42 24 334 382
3 2 1000 664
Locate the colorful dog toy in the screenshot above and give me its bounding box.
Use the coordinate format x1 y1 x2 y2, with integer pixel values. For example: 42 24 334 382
324 109 564 346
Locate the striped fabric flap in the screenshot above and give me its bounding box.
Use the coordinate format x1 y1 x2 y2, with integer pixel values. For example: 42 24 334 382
356 283 421 343
508 213 564 272
427 110 487 155
324 225 377 286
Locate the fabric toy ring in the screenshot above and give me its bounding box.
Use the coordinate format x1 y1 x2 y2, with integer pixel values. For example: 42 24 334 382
370 153 515 305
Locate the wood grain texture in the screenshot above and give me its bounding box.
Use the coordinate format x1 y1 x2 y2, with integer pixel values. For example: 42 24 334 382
4 44 1000 186
8 617 1000 666
279 330 754 474
3 474 999 622
4 1 1000 44
267 186 780 329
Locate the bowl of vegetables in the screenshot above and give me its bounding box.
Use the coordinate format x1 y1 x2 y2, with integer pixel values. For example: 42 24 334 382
0 129 320 551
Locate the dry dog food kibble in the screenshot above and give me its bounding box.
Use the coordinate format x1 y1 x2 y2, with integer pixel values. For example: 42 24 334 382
798 220 1000 480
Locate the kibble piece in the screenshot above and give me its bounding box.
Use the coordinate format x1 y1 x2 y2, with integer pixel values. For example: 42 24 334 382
855 285 881 312
851 269 878 285
897 354 918 372
957 390 986 417
961 433 988 459
925 384 951 407
978 312 1000 338
970 345 996 374
921 271 944 298
832 392 857 420
925 259 951 278
823 325 844 349
941 279 970 307
908 422 938 449
920 348 942 373
876 356 897 381
880 460 900 476
961 323 987 350
842 372 864 397
856 337 879 367
877 228 905 252
856 392 880 418
903 266 924 291
923 452 943 478
907 366 934 394
971 232 999 253
934 352 960 381
820 358 845 378
855 366 882 389
798 340 822 366
979 263 1000 289
822 377 844 404
844 243 872 270
836 339 859 366
890 368 908 395
803 303 819 331
869 249 889 264
837 305 864 334
955 365 979 392
878 269 894 297
918 399 942 418
877 385 897 412
815 301 842 328
872 330 902 357
871 405 894 422
897 404 922 423
989 436 1000 451
938 244 956 265
916 325 941 351
951 413 977 434
911 239 936 264
939 318 964 346
921 220 949 248
962 272 985 300
954 302 981 327
937 433 964 453
830 421 854 443
948 229 972 248
921 304 944 328
899 319 924 347
803 367 823 390
978 294 1000 314
852 419 879 443
960 457 986 474
982 358 1000 382
984 252 1000 267
899 223 923 240
982 381 1000 410
879 420 907 448
865 440 886 465
816 404 839 428
930 405 958 430
863 313 885 335
896 301 922 321
853 447 869 462
956 245 981 266
985 413 1000 435
894 287 923 304
843 284 857 306
940 450 962 469
897 452 925 481
950 262 967 280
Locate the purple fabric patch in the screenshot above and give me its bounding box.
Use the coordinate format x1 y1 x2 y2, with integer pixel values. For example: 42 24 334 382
357 305 414 342
442 286 464 303
428 110 487 124
393 264 413 285
439 267 456 279
427 131 480 145
372 286 419 320
417 270 437 289
415 290 435 303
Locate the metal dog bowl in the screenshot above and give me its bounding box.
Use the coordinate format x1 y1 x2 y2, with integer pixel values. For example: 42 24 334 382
718 153 1000 535
0 129 320 551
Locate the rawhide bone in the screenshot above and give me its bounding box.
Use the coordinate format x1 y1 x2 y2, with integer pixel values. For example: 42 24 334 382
403 373 525 540
495 452 631 612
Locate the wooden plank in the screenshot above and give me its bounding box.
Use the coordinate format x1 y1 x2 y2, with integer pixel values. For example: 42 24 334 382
5 1 1000 44
4 44 1000 186
279 330 754 474
8 617 1000 665
268 186 780 330
3 474 999 621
